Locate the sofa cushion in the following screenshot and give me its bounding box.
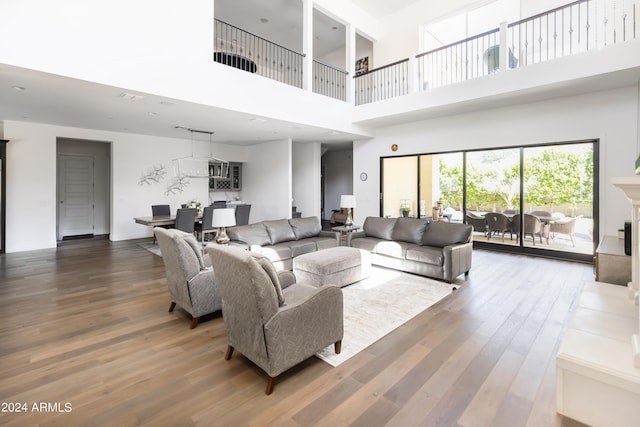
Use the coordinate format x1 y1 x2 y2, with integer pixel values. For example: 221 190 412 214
363 217 397 241
251 244 292 263
406 246 445 266
391 217 429 244
375 240 412 259
278 240 317 258
248 252 285 306
349 237 383 253
263 219 297 244
421 222 472 248
289 216 321 239
308 236 339 251
227 223 271 246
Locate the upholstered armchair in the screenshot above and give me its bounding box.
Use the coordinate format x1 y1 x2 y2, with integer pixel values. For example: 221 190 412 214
206 244 343 395
154 227 222 329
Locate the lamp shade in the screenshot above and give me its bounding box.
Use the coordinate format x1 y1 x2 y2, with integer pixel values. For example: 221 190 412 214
340 195 356 208
212 208 236 228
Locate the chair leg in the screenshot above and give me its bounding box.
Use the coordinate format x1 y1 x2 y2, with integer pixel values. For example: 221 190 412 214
266 376 277 395
334 340 342 354
190 317 199 329
224 345 234 360
168 302 176 312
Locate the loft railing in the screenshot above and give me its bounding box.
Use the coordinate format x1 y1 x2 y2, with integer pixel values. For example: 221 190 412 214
356 0 638 105
214 19 304 88
417 28 501 91
353 59 410 106
313 60 348 101
509 0 637 67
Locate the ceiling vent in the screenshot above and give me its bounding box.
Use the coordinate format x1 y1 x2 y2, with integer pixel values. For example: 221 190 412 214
118 92 145 101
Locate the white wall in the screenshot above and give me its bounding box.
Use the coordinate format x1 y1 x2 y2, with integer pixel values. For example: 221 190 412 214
323 149 354 220
292 142 322 218
4 120 249 252
353 86 639 237
243 139 292 222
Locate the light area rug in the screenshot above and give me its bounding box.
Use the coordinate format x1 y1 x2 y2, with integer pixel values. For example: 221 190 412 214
139 242 454 367
315 266 454 367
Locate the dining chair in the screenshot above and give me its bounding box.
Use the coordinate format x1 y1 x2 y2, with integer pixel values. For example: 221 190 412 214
152 204 170 217
466 211 488 237
175 208 197 234
194 206 219 246
234 204 251 226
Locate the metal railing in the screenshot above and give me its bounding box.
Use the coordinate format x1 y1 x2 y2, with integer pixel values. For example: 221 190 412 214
509 0 637 67
417 28 501 91
353 59 410 106
214 19 304 88
313 60 348 101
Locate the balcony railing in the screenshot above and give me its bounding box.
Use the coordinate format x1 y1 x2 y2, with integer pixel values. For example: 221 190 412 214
355 0 638 105
354 59 410 106
417 28 501 91
214 19 304 88
313 60 348 101
509 0 637 67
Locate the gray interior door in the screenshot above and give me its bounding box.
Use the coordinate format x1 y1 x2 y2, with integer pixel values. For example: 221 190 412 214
58 154 95 239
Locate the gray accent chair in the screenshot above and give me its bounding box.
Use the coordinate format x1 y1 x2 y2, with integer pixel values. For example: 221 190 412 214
154 227 221 329
206 244 343 395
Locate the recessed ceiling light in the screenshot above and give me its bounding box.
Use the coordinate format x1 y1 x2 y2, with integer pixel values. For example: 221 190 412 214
332 26 338 30
260 17 269 23
327 131 341 135
159 101 175 107
12 85 26 91
147 111 158 116
250 117 267 123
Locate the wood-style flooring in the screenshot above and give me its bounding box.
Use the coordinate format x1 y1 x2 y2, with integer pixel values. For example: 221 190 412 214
0 238 592 426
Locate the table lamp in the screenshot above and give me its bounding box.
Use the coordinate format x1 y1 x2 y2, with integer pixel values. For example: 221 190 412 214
212 208 236 244
340 195 356 227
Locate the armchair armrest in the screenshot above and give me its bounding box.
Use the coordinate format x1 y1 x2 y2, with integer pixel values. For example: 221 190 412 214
263 285 343 376
187 269 222 317
346 230 366 247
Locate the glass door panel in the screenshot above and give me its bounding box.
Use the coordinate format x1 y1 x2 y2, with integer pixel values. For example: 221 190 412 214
523 143 594 254
465 148 520 246
420 153 464 222
382 156 418 217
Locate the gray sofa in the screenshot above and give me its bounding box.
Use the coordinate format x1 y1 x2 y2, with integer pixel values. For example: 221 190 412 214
227 216 340 271
346 217 473 283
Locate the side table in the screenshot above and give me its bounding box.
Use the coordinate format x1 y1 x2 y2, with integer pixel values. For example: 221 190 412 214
331 225 361 246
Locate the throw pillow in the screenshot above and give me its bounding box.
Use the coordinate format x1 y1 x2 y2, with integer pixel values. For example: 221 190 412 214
263 219 296 244
289 216 321 240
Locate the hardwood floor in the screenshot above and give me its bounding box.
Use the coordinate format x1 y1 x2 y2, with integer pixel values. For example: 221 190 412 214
0 238 592 426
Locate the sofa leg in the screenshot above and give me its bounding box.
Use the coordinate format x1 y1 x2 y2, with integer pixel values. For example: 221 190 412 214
334 340 342 354
190 317 199 329
168 302 176 312
266 376 277 395
225 345 234 360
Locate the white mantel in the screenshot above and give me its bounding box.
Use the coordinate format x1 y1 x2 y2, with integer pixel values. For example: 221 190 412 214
612 176 640 368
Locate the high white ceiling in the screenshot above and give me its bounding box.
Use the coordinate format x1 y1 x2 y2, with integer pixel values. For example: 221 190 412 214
350 0 425 18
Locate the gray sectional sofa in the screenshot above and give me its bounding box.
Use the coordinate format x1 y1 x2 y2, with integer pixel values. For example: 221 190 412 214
227 216 340 271
346 217 473 283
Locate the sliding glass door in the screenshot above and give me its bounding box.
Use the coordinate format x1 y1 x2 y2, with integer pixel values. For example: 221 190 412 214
380 140 597 262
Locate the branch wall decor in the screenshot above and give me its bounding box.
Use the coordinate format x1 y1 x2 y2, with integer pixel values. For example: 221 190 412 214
165 175 190 195
138 164 167 186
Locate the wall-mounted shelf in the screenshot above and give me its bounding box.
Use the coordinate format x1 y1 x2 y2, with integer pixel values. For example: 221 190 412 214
210 162 241 191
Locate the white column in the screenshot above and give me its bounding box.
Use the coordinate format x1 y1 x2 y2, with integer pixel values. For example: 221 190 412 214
302 0 314 92
345 24 356 104
499 21 508 72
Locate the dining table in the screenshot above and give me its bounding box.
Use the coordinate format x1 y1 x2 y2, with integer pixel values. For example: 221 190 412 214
133 214 202 227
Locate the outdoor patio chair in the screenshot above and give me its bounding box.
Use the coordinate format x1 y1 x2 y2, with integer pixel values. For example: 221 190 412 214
513 213 545 245
550 216 578 247
485 212 512 242
466 212 487 237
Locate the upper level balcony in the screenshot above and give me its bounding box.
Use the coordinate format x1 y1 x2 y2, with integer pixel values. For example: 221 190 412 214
213 0 640 128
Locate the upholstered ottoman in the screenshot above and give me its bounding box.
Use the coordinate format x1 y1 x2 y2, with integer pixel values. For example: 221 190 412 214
293 247 370 288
